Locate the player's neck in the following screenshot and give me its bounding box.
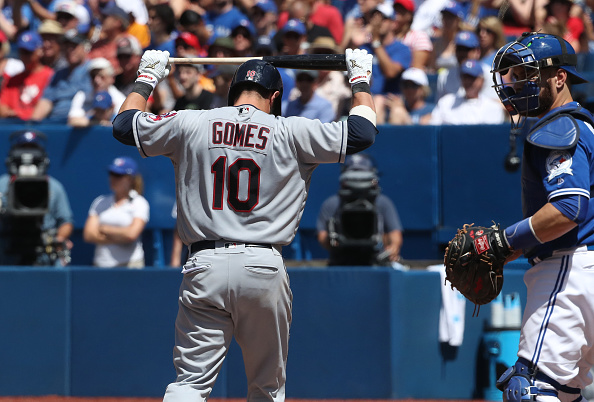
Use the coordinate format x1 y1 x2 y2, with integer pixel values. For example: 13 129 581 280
234 96 270 113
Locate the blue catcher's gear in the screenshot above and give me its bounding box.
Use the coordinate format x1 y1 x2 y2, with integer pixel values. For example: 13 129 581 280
491 32 588 122
227 59 284 116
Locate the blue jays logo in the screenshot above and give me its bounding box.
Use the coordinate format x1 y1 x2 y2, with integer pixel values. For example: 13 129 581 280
546 150 573 182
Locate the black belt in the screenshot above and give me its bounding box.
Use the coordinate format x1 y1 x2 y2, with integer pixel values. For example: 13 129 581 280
190 241 273 254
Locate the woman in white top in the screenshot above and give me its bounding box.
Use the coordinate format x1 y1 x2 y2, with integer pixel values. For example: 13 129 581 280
83 156 150 268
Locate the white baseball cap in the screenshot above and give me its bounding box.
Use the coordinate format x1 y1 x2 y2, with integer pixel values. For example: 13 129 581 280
87 57 114 76
401 67 429 87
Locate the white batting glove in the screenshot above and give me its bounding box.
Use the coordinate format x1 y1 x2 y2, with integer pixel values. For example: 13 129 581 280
136 50 171 89
345 48 373 87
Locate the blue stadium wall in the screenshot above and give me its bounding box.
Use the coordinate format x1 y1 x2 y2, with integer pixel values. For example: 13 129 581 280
0 123 529 398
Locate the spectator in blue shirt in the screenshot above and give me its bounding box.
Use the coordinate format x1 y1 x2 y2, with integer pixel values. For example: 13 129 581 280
205 0 252 44
31 29 91 122
147 3 177 55
284 70 335 122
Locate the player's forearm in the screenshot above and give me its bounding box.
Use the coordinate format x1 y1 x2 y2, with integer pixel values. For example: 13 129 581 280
118 91 148 115
530 203 578 243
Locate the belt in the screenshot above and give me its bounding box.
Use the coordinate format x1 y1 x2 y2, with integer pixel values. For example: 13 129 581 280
528 245 589 266
189 240 273 254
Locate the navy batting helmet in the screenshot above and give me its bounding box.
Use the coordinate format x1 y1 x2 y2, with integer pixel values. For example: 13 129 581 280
491 32 587 118
227 59 283 116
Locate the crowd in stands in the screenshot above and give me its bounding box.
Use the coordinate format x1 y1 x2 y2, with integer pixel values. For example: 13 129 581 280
0 0 592 126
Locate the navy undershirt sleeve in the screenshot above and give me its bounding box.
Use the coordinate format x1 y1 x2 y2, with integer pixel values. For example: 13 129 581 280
346 115 377 154
112 109 140 146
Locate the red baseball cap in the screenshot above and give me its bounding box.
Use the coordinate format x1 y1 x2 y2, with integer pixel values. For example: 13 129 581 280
394 0 415 12
176 32 201 51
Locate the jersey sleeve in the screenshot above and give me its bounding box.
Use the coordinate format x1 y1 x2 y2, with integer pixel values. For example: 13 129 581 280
537 141 591 201
132 110 194 158
282 116 348 164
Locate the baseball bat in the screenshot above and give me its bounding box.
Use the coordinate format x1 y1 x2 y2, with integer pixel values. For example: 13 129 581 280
168 54 347 71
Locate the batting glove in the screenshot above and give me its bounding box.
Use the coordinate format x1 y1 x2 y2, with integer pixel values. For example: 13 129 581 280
136 50 171 90
345 48 373 87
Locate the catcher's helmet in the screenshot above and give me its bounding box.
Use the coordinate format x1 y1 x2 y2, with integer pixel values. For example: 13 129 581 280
227 59 283 116
491 33 587 118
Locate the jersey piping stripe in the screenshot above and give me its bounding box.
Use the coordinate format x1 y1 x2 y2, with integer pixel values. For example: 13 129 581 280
548 188 591 201
133 111 148 158
530 255 570 366
338 121 346 163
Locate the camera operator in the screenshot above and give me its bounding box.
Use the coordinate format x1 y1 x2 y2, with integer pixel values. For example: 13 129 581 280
316 153 403 266
0 130 74 266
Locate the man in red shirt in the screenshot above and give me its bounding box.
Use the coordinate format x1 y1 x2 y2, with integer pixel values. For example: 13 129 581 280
0 31 53 121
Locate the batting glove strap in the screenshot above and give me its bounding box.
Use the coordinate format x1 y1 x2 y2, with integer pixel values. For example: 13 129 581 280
135 73 159 90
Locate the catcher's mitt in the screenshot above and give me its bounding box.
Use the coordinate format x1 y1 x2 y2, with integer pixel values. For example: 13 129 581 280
444 223 513 310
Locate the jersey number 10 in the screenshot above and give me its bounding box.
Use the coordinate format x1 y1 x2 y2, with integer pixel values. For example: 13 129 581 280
211 156 260 213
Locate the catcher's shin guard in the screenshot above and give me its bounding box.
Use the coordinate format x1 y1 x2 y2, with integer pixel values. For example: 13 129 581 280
497 360 563 402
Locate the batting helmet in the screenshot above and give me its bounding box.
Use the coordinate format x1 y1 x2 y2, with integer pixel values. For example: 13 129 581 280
491 32 587 117
227 59 283 116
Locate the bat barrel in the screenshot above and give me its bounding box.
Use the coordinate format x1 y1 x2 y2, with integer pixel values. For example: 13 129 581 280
262 54 347 71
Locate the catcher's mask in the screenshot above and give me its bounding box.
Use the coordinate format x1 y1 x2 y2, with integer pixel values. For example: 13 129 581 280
491 32 587 126
227 59 284 116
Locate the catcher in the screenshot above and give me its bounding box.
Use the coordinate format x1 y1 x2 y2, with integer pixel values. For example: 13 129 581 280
445 33 594 402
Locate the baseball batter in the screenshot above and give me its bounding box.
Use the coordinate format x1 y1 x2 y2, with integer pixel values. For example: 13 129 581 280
486 33 594 401
112 49 377 401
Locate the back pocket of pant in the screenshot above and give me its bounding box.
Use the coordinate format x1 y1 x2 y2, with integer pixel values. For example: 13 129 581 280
245 265 279 275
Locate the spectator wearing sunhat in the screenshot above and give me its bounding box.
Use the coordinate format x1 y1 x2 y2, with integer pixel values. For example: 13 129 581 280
0 30 53 120
430 59 506 125
88 5 133 71
67 57 125 127
430 0 464 71
436 30 496 101
307 36 351 119
285 69 335 122
38 19 67 69
386 67 435 125
84 156 149 268
31 29 92 122
391 0 433 70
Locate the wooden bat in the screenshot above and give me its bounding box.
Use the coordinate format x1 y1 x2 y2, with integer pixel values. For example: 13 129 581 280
168 54 347 71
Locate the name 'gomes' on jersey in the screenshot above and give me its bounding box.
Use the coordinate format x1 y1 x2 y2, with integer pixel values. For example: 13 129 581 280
209 117 271 153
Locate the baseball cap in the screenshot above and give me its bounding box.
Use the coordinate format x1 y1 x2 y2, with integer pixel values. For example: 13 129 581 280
401 67 429 86
9 129 47 149
282 19 306 36
374 1 394 18
108 156 137 175
394 0 415 13
62 28 88 45
343 153 376 172
93 91 113 109
102 4 130 29
211 64 238 78
254 0 278 13
295 69 318 80
17 30 42 51
88 57 114 75
55 0 77 18
255 35 275 53
460 59 483 78
441 0 465 19
455 30 479 49
176 32 201 51
210 36 235 51
117 35 142 56
38 19 64 35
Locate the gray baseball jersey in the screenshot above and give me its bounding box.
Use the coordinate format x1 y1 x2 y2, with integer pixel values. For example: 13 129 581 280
132 105 348 245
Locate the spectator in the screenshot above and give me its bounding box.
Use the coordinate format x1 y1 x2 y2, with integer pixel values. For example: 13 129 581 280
115 0 151 48
392 0 434 70
53 0 90 34
250 0 278 39
175 31 205 58
364 4 412 123
178 9 211 50
385 67 435 124
207 35 236 58
207 64 237 109
0 31 53 120
279 18 308 55
284 70 335 122
87 5 132 71
204 0 252 44
307 0 345 45
0 30 18 87
430 0 464 72
147 3 177 54
172 63 215 110
0 130 73 266
83 156 149 268
410 0 450 35
38 18 66 70
477 16 506 67
254 34 276 56
231 24 254 56
317 153 403 266
114 35 142 96
31 29 91 122
430 59 506 124
501 0 548 32
340 0 384 51
68 57 125 127
542 0 584 52
278 0 336 44
307 35 351 120
436 30 496 101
